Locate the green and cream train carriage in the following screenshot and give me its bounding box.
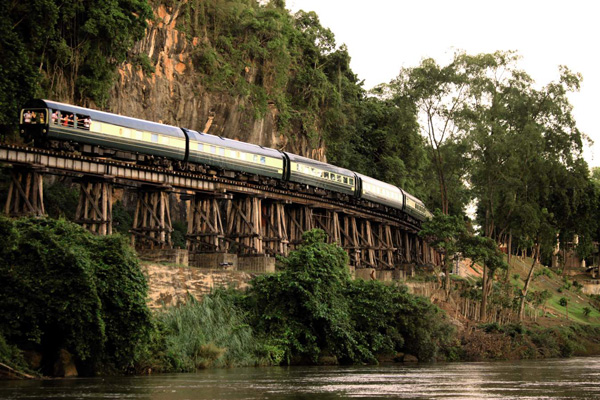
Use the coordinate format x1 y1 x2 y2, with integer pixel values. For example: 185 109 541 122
19 99 433 222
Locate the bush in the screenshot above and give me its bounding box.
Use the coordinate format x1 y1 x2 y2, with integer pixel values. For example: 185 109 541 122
0 216 153 375
245 229 455 364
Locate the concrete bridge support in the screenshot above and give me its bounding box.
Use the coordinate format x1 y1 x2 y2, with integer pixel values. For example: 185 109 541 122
4 167 45 217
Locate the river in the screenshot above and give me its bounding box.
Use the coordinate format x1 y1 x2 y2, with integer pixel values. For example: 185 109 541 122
2 357 600 399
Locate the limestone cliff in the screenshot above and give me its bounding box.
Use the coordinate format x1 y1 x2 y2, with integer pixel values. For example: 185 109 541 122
109 3 320 158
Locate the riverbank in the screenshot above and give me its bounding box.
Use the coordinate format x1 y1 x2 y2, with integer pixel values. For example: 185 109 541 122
2 217 600 380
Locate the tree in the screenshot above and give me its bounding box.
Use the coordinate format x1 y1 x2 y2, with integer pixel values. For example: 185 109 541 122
246 229 367 364
0 217 153 375
419 210 467 296
1 0 152 133
460 235 508 321
390 57 469 214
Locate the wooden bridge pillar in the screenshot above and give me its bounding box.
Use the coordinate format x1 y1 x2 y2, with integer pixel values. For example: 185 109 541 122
340 215 360 267
225 194 263 255
131 185 173 249
287 205 314 250
4 167 45 217
312 209 342 246
186 192 227 253
262 200 289 256
358 219 376 268
74 177 113 235
373 223 395 269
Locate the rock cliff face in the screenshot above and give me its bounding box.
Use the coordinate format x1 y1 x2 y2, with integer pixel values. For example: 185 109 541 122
109 3 316 158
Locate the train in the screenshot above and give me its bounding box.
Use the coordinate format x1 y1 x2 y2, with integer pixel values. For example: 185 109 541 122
18 99 432 221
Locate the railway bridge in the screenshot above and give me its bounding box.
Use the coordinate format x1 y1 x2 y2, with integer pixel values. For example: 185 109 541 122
0 143 439 279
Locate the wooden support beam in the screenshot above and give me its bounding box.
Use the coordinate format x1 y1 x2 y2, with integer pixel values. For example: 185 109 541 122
74 178 113 235
225 195 263 255
287 205 313 250
131 186 173 249
262 200 289 256
186 193 226 253
4 167 45 217
341 215 360 268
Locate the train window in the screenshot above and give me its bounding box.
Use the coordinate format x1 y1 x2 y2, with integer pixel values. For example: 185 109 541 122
343 177 348 184
197 143 204 151
136 131 143 140
22 109 48 125
219 148 225 156
324 172 329 179
151 134 158 143
253 155 259 162
260 156 266 164
331 174 336 181
337 175 342 182
50 110 59 124
210 145 216 154
349 178 354 186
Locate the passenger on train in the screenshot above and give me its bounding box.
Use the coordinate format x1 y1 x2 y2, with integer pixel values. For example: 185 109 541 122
51 111 58 124
62 114 73 127
24 111 32 123
83 116 91 129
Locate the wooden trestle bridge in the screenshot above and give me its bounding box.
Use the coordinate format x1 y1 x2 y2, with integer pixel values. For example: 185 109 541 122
0 144 440 277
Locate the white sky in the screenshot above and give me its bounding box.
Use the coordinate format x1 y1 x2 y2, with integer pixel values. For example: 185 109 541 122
288 0 599 168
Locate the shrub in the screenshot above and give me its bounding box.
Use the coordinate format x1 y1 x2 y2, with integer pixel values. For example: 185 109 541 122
246 229 454 364
0 216 152 375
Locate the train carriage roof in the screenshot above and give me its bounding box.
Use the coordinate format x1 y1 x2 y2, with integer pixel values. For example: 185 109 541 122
401 188 427 207
27 99 185 138
354 173 402 193
186 129 284 158
285 152 356 176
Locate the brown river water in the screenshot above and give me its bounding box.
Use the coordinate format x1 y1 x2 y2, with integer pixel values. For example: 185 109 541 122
2 357 600 399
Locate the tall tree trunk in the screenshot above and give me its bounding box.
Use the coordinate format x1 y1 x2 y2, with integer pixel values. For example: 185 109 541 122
504 230 512 283
519 241 540 320
480 263 488 321
444 256 451 299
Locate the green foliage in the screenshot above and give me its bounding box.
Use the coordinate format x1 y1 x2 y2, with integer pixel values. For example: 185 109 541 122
246 229 363 364
559 297 568 307
43 180 80 220
112 200 134 235
171 220 187 249
157 289 260 371
1 0 152 129
246 229 454 364
0 216 152 375
347 280 454 362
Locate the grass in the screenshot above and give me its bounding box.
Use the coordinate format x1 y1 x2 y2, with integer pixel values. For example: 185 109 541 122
507 256 600 326
156 289 262 371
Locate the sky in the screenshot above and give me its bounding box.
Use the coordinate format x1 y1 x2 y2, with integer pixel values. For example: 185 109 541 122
287 0 599 168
